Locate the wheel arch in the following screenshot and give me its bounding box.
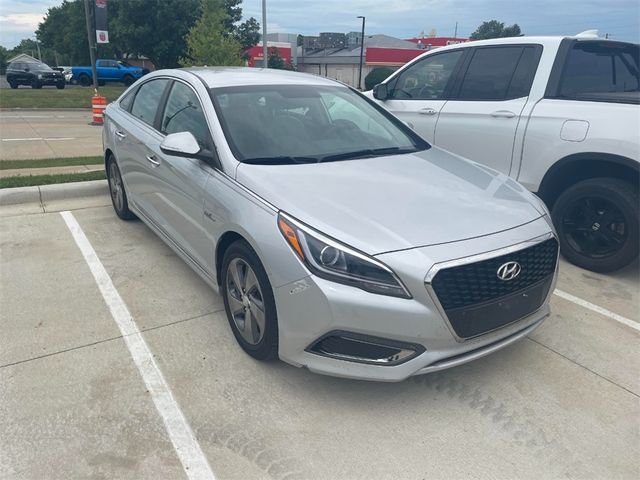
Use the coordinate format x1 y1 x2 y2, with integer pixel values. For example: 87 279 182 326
537 153 639 208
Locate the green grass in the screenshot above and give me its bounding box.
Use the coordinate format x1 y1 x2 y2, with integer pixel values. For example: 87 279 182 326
0 156 103 170
0 86 126 109
0 170 106 189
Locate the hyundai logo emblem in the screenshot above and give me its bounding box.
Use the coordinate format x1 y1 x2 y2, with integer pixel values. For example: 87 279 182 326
497 261 521 281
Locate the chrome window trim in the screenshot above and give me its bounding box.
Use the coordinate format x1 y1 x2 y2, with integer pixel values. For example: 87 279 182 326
424 232 558 343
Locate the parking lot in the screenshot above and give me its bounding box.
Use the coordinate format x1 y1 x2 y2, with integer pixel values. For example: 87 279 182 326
1 192 638 479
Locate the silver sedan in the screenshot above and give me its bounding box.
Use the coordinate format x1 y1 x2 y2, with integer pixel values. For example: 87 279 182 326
103 67 558 381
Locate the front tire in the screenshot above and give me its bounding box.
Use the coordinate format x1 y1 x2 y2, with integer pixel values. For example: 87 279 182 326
221 240 279 361
106 155 136 220
56 82 65 90
552 178 639 272
9 81 18 89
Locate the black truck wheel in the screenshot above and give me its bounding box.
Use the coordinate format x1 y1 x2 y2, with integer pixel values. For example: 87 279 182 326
552 178 639 273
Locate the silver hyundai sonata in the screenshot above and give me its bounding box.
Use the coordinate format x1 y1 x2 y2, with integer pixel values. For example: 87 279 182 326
103 67 558 381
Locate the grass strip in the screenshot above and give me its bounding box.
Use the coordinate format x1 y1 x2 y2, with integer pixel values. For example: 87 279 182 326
0 156 103 170
0 86 126 109
0 170 106 189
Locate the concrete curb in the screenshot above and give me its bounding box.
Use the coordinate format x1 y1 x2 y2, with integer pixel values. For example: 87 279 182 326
0 179 108 206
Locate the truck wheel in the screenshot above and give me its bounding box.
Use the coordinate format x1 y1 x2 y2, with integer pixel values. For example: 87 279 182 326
79 74 91 87
56 82 65 90
123 75 134 86
9 82 17 89
552 178 639 273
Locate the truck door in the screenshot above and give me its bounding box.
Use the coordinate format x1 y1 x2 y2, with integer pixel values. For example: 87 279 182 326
373 49 466 143
434 45 542 176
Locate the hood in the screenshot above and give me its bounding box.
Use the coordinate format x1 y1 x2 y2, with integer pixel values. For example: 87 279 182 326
236 148 543 255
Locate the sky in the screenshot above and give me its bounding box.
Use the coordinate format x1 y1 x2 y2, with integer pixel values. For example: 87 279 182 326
1 0 638 49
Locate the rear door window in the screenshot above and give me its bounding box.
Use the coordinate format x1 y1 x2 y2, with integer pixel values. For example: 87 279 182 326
559 42 639 98
457 47 524 100
130 79 170 128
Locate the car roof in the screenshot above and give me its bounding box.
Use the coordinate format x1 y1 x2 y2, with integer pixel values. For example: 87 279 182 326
169 67 345 88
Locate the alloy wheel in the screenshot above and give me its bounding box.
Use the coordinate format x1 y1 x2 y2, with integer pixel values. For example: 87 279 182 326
226 258 266 345
108 161 124 212
561 196 627 258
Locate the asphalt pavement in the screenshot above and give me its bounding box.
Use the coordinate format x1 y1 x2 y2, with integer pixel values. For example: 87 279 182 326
1 192 638 479
0 109 102 160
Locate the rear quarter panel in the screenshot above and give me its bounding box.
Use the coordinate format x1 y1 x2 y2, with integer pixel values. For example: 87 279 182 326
517 99 640 191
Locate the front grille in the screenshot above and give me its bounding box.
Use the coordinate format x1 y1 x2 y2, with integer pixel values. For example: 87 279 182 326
430 238 558 339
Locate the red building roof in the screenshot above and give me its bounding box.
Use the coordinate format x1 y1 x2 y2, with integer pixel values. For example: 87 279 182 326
365 47 424 67
405 37 469 47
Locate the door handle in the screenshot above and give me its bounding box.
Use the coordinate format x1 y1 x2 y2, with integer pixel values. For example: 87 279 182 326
490 110 516 118
418 108 437 116
115 130 126 139
146 155 160 166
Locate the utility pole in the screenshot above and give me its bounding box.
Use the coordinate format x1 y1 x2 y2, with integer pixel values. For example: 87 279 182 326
357 16 366 90
454 22 458 38
35 39 42 61
262 0 268 68
83 0 99 90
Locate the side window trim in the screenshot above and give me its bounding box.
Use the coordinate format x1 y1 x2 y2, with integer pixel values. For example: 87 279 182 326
154 79 174 132
122 77 172 131
388 48 467 100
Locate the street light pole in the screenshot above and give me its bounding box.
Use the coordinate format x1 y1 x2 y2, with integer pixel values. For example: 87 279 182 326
262 0 268 68
357 16 365 90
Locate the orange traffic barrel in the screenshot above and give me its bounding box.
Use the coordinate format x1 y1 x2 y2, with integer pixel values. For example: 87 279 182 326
91 95 107 126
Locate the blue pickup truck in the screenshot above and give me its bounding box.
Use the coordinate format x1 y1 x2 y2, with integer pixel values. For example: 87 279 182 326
72 59 146 86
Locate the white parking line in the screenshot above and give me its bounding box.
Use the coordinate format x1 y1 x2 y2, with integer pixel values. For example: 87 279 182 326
1 137 76 142
60 211 216 480
554 289 640 332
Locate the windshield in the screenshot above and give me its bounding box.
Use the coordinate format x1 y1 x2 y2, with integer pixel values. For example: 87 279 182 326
32 63 53 71
211 85 428 163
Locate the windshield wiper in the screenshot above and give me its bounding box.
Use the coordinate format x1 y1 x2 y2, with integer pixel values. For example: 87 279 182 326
319 147 418 162
242 156 318 165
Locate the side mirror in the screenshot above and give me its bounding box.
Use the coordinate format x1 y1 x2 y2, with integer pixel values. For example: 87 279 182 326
160 132 201 158
24 67 30 72
373 83 388 100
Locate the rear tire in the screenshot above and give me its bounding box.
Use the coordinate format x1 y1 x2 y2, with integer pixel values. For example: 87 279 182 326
106 155 136 220
552 178 639 273
221 240 279 361
9 81 17 89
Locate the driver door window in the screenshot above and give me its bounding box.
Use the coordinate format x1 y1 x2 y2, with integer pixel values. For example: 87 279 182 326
380 50 465 143
161 81 210 149
391 50 464 100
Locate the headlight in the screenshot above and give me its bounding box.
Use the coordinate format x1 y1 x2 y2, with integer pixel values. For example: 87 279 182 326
277 213 411 298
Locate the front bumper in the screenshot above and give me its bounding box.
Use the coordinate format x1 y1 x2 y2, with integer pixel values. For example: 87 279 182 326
274 216 556 382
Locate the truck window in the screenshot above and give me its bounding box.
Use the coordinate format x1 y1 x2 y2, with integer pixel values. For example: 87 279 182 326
559 42 639 99
390 50 464 100
130 79 170 128
507 46 543 98
457 47 523 100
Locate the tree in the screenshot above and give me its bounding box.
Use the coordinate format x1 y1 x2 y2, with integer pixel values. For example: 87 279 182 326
469 20 522 40
36 0 95 65
36 0 201 68
0 46 8 74
236 17 261 49
267 47 292 70
180 0 244 67
223 0 243 34
109 0 201 68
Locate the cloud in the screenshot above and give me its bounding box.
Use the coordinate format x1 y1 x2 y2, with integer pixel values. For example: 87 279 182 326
0 13 45 30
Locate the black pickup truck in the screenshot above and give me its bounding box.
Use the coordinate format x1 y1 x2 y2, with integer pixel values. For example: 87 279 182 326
6 61 65 89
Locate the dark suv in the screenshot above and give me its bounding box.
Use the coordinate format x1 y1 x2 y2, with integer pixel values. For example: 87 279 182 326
6 61 65 89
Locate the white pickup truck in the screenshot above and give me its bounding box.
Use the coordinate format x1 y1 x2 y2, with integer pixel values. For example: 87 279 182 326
367 31 639 273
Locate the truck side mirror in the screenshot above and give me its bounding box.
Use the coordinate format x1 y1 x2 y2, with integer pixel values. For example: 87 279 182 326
373 83 388 100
